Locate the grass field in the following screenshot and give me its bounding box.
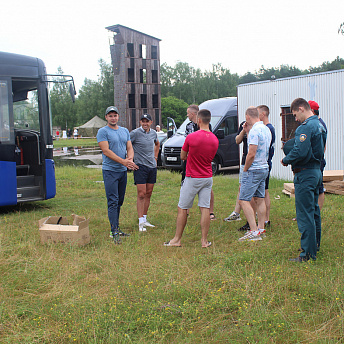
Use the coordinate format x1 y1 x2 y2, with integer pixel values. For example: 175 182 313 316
1 167 344 343
53 138 98 149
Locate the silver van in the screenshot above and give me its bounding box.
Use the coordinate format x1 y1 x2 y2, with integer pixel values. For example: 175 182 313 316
161 97 239 174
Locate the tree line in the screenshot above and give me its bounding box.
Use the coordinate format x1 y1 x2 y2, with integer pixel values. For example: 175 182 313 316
50 56 344 130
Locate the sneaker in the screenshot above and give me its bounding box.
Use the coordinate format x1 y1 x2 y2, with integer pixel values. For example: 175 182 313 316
237 222 250 231
111 232 122 244
258 229 266 238
144 221 155 228
139 223 147 232
289 256 309 262
110 228 130 237
117 228 130 236
238 230 262 241
224 211 242 222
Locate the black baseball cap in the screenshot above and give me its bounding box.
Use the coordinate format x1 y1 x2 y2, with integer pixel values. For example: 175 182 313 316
140 113 152 121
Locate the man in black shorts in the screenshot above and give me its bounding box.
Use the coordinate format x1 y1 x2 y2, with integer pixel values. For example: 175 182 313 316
130 114 160 232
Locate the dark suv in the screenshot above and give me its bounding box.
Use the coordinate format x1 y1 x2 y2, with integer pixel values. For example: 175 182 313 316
161 97 239 174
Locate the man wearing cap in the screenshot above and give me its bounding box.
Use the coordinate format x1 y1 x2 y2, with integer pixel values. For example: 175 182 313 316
130 114 160 232
97 106 138 244
281 98 327 262
309 100 327 210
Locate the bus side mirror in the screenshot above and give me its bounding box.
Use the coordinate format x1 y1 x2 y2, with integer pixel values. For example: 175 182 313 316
167 130 174 138
69 83 76 103
216 129 225 139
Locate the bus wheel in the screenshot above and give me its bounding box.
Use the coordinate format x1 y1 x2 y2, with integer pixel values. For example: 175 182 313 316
211 157 219 176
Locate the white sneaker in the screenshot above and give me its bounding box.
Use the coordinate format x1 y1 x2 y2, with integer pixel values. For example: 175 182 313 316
238 230 262 241
224 211 242 222
139 223 147 232
144 221 155 228
258 229 266 238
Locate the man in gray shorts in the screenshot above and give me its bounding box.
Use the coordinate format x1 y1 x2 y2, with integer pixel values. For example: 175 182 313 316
164 109 219 248
130 114 160 232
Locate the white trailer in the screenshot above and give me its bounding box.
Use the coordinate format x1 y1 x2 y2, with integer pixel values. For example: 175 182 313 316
237 69 344 180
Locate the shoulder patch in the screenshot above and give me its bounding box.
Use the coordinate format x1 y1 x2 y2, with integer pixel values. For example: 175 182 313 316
299 134 307 142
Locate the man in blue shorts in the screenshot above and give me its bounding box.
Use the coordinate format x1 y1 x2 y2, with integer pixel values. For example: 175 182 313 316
97 106 138 244
238 107 271 241
130 114 160 232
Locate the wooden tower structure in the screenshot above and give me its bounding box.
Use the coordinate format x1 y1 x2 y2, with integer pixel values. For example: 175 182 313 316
105 24 161 130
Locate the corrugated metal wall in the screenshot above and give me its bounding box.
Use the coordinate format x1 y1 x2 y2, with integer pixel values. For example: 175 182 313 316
237 70 344 180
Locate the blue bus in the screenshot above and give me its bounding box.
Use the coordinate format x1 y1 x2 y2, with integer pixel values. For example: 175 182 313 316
0 51 75 206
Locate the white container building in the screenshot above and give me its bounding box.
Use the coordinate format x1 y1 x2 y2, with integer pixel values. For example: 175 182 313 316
237 69 344 180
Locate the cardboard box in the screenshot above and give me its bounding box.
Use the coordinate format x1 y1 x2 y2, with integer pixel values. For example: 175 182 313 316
38 214 90 246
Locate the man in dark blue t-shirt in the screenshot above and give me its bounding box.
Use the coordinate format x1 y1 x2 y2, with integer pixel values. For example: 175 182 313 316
258 105 275 228
224 120 248 225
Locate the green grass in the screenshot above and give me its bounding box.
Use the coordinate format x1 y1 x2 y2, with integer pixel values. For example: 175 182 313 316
1 168 344 343
53 138 97 148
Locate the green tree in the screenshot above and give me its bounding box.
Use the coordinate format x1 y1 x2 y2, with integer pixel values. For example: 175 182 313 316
255 65 302 81
239 72 258 84
160 62 174 98
161 96 189 128
307 56 344 73
50 67 77 130
75 59 114 124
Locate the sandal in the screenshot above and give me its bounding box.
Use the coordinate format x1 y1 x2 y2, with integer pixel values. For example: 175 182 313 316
164 241 182 247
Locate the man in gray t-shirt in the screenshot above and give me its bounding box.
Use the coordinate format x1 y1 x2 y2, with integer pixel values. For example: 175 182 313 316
130 114 160 232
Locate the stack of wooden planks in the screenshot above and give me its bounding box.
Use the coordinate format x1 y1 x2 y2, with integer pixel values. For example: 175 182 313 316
323 170 344 195
282 170 344 197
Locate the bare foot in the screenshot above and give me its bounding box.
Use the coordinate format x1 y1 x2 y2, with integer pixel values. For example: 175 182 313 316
202 241 212 248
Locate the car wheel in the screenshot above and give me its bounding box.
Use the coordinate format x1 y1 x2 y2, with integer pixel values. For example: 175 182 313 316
211 157 219 176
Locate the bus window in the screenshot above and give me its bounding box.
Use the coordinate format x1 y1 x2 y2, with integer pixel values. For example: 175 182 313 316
13 89 40 131
0 80 11 142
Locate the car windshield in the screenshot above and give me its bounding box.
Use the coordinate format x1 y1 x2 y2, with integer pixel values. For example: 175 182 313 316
176 116 222 135
157 134 167 143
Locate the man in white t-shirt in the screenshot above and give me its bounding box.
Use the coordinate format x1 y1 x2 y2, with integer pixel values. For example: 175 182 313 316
238 107 271 242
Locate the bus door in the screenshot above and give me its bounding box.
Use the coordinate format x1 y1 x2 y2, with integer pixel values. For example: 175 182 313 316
12 78 47 203
0 77 16 206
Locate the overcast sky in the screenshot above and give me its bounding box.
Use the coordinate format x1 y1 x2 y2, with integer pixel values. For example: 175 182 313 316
2 0 344 92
